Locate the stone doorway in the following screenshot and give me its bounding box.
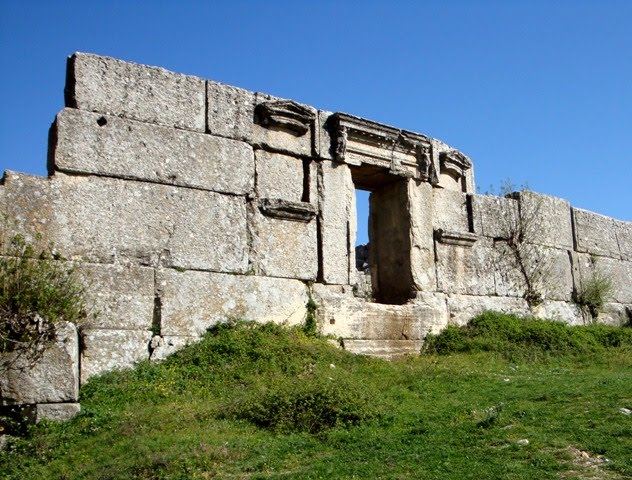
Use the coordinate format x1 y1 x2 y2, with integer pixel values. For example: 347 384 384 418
351 166 414 305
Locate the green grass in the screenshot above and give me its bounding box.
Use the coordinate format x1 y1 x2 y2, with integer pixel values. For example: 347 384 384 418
1 314 631 479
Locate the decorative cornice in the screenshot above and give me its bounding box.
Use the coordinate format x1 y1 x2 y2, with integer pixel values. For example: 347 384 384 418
434 229 477 247
258 198 317 222
255 100 315 136
330 113 437 183
440 150 472 179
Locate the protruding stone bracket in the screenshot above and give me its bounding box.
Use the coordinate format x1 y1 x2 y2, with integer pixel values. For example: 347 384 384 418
440 150 472 179
255 100 316 136
258 198 317 222
330 113 438 184
434 229 478 247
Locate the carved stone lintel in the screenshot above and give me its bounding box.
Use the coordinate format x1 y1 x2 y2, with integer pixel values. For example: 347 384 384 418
256 100 315 136
434 229 477 247
258 198 317 222
440 150 472 179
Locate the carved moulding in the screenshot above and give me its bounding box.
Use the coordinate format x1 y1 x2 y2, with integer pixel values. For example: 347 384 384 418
434 229 478 247
255 100 316 136
258 198 317 222
439 150 472 179
330 113 438 184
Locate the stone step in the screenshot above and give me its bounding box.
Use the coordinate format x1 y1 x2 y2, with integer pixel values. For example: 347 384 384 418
341 339 422 360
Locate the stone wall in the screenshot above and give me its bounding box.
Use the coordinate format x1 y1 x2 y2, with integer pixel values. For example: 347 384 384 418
1 53 630 418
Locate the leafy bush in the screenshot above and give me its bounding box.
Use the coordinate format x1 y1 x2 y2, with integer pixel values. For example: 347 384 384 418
574 270 613 319
423 311 632 360
0 234 89 364
227 376 381 433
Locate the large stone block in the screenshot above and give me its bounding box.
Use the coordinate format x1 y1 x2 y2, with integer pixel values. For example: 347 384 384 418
572 208 620 259
49 174 249 272
316 110 334 160
614 219 632 261
316 287 447 340
318 161 355 285
472 194 519 239
514 191 573 249
446 294 529 326
53 108 254 195
34 403 81 422
0 171 57 247
0 322 79 405
409 181 437 291
253 92 315 157
432 188 470 233
255 150 316 203
494 244 573 301
159 270 308 336
250 207 318 280
80 329 152 383
77 263 154 330
342 339 423 359
435 237 496 296
66 53 205 132
575 254 632 305
530 300 583 325
207 81 256 142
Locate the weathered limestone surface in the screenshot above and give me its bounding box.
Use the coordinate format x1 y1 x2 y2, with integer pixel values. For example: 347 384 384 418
80 329 152 383
0 322 79 405
493 245 573 301
615 220 632 261
255 150 315 202
435 238 497 296
433 189 470 233
319 162 355 284
472 194 519 239
316 111 334 160
253 93 315 157
515 191 573 249
53 108 254 194
446 294 529 326
67 53 205 131
575 254 632 304
207 81 255 142
34 403 81 422
316 286 447 340
409 181 437 291
0 171 57 246
573 208 620 259
159 269 308 336
342 340 423 359
250 209 317 280
596 303 632 326
530 300 583 325
50 174 249 272
77 263 154 330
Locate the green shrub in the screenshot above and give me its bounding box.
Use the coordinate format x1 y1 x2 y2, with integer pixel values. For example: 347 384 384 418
574 271 613 319
0 234 89 364
422 311 632 360
226 375 381 433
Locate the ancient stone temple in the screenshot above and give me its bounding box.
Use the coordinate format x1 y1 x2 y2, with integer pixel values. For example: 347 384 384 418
1 53 631 419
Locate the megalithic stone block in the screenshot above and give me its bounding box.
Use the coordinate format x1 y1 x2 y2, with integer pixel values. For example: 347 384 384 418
66 52 205 132
52 108 255 195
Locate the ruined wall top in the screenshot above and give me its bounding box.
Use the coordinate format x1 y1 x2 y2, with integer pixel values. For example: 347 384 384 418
58 52 475 194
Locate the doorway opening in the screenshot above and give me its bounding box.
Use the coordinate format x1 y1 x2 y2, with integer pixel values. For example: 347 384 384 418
350 166 414 305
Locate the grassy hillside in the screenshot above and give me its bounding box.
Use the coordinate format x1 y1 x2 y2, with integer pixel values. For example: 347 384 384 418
1 313 631 479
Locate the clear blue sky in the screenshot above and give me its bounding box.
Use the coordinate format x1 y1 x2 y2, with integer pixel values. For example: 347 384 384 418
1 1 630 246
